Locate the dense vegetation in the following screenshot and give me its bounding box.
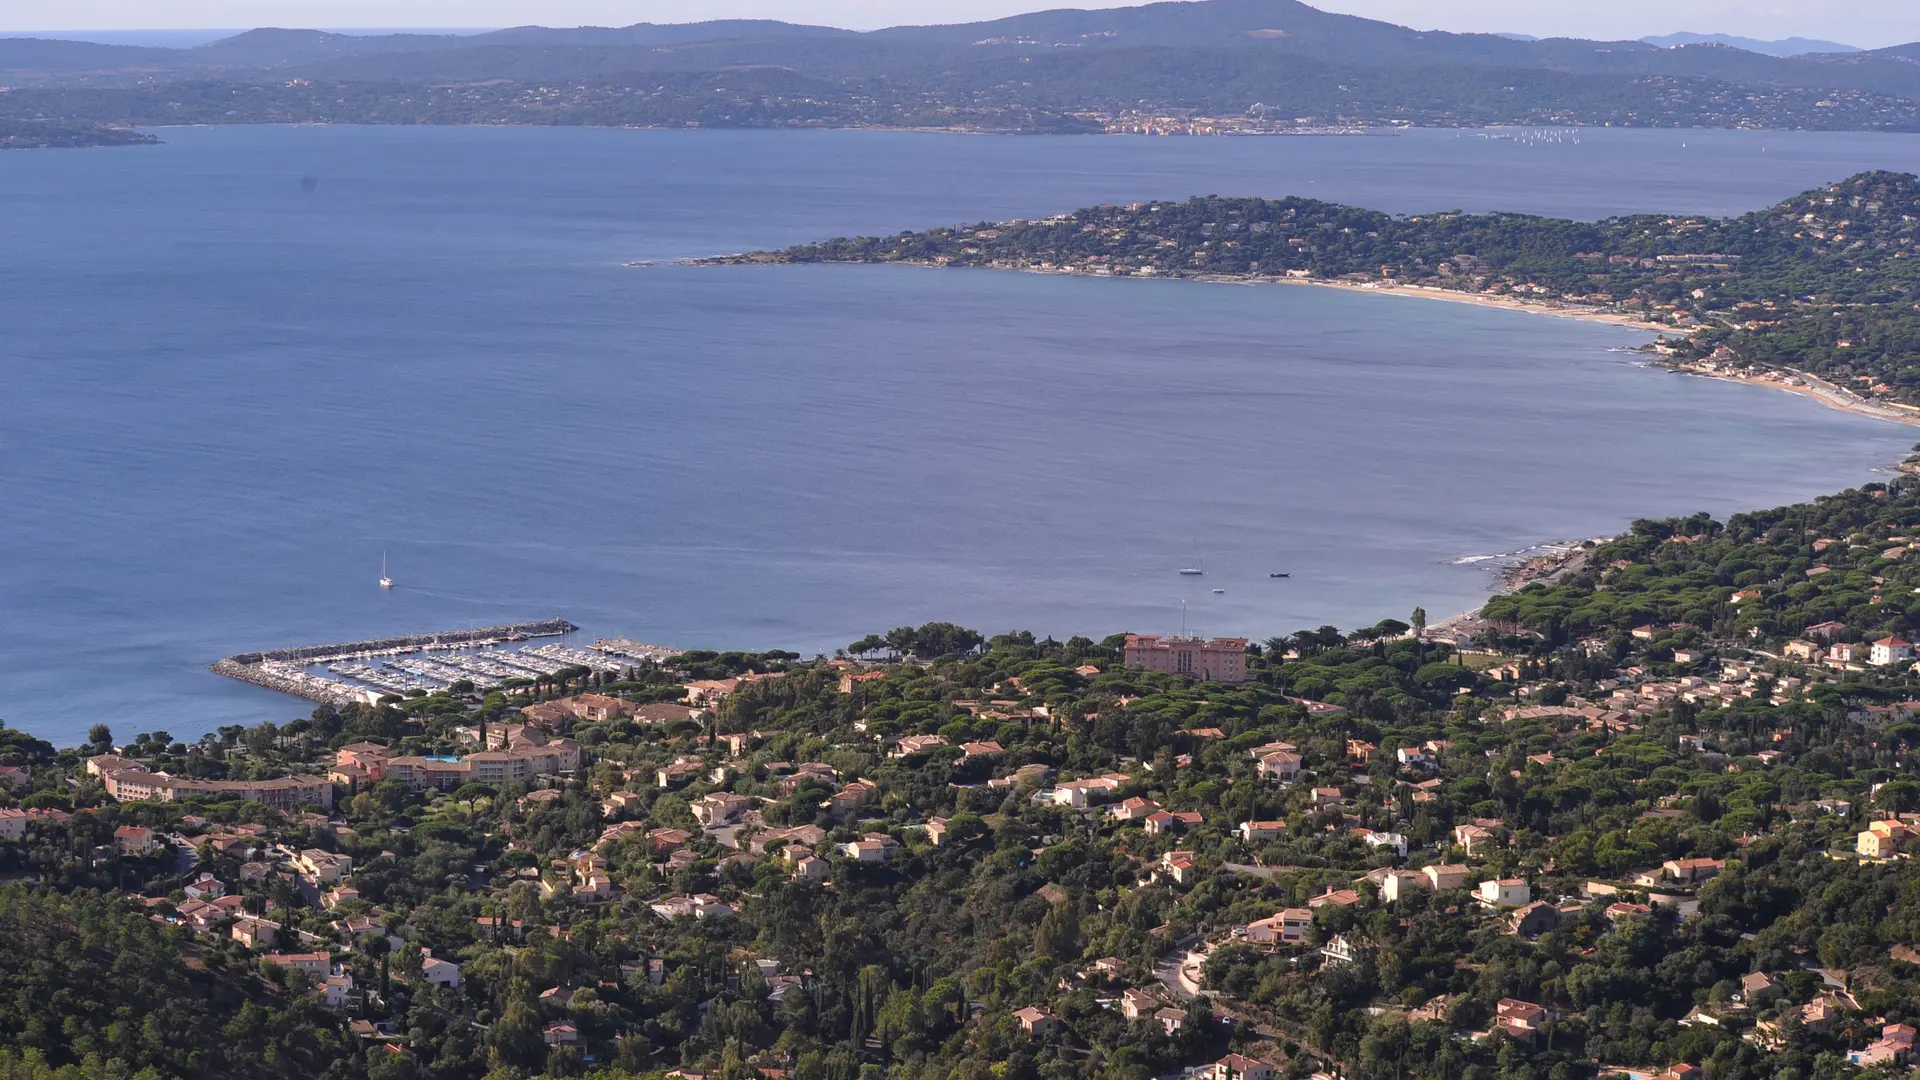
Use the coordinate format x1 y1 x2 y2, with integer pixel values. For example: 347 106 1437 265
17 471 1920 1080
743 171 1920 400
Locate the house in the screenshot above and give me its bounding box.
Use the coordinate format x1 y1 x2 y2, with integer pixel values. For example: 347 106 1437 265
1112 797 1161 822
1783 640 1820 661
650 894 734 920
1663 857 1725 884
891 734 949 758
1872 637 1915 667
820 779 879 818
264 952 331 977
322 972 355 1008
1477 879 1530 908
1210 1054 1276 1080
183 873 227 901
792 855 829 882
113 825 157 855
842 836 894 863
1156 850 1199 885
1496 999 1552 1043
1739 972 1782 1004
231 917 280 949
1013 1006 1061 1036
1861 819 1913 858
0 808 25 842
0 766 29 791
1309 887 1361 909
1145 810 1202 836
419 950 462 989
1049 775 1128 808
1364 831 1408 857
1120 988 1159 1020
1245 907 1314 944
1454 824 1498 855
1238 820 1286 843
960 741 1005 759
1807 620 1848 640
1381 870 1425 903
295 849 353 885
1509 900 1562 938
924 818 952 846
1854 1024 1919 1067
1257 751 1302 781
543 1022 581 1046
1154 1006 1186 1035
1311 786 1344 806
1395 747 1429 767
691 792 754 828
1423 864 1470 891
1320 934 1366 966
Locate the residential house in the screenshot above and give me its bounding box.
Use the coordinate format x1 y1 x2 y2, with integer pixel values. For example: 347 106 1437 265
113 825 157 855
1424 864 1471 891
1454 823 1500 856
1209 1055 1276 1080
1496 999 1552 1044
419 950 462 989
1112 797 1161 822
1145 810 1203 836
1245 907 1314 944
1256 751 1302 781
1238 820 1287 843
1872 637 1915 667
891 734 949 758
1120 988 1159 1021
691 792 754 828
1663 857 1725 884
264 952 331 977
232 917 280 949
1156 850 1199 886
1860 818 1913 859
1364 832 1408 857
1509 900 1562 938
1477 879 1531 908
1320 934 1367 966
1013 1006 1062 1036
1381 870 1425 903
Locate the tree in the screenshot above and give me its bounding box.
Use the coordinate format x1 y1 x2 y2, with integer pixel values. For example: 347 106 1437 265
1411 607 1427 640
86 724 112 749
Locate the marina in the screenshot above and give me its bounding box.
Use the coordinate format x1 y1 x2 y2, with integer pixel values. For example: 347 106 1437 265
209 620 598 706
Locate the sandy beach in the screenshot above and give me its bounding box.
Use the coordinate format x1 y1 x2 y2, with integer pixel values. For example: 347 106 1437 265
1670 365 1920 429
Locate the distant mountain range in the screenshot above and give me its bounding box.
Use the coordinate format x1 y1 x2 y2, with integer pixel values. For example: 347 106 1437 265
1640 32 1862 57
4 0 1919 139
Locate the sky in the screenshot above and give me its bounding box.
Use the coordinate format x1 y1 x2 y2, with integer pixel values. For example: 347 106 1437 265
7 0 1919 48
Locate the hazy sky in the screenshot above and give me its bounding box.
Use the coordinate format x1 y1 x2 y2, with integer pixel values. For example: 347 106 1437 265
11 0 1920 48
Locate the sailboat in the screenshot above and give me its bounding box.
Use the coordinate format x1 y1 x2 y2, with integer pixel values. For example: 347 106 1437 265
1178 540 1205 576
379 552 394 590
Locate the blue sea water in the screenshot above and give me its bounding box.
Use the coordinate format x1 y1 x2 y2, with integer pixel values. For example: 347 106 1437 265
3 124 1919 747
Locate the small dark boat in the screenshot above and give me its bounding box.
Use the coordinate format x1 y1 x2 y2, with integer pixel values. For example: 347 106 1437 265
1270 572 1290 578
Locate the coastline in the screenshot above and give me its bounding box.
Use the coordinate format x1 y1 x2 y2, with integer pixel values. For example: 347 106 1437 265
1665 364 1920 430
690 256 1677 333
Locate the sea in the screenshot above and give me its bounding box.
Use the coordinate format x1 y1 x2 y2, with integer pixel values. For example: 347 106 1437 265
4 124 1920 747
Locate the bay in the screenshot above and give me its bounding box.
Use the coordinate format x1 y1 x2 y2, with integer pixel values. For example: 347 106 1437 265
2 125 1916 746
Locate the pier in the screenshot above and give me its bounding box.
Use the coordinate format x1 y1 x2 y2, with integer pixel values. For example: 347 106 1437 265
212 619 579 706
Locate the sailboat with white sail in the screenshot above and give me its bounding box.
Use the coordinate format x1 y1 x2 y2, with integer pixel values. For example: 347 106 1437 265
379 552 393 590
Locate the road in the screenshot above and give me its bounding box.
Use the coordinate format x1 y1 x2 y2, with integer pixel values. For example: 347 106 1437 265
1154 932 1207 1001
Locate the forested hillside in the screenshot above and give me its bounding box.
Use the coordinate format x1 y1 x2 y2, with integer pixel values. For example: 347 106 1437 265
741 171 1920 399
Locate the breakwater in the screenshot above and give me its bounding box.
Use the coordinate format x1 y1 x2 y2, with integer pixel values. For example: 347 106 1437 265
213 619 579 705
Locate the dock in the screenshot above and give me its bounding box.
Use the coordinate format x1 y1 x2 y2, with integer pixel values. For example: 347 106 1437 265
212 619 580 706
